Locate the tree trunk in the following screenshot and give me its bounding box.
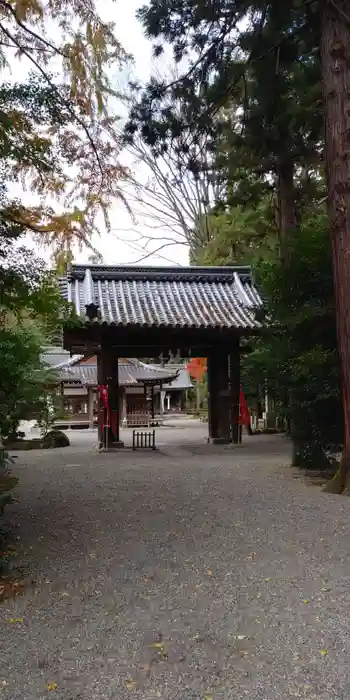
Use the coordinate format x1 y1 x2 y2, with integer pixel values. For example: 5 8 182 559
277 160 298 458
277 159 297 261
321 0 350 493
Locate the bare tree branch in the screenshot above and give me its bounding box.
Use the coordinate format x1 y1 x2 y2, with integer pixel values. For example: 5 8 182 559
122 134 225 256
110 231 183 265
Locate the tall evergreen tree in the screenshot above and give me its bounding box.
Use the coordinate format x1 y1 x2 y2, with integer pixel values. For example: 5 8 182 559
321 0 350 492
127 1 323 252
129 0 350 491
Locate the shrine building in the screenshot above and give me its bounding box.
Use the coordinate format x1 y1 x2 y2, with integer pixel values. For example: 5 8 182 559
59 264 262 446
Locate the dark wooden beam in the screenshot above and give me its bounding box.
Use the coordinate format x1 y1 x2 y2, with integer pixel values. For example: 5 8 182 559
207 350 231 444
64 324 257 356
99 346 123 447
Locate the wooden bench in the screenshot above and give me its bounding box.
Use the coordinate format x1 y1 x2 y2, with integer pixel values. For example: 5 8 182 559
132 429 156 450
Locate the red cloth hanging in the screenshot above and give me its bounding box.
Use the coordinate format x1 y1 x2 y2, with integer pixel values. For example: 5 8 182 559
99 384 110 428
239 388 250 426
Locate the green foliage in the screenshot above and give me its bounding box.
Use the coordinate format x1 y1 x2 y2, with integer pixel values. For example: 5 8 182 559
0 325 50 439
1 248 73 330
0 263 76 440
129 1 321 177
0 76 80 445
0 237 75 442
0 247 70 442
129 0 341 470
193 199 278 265
128 0 324 270
243 210 342 463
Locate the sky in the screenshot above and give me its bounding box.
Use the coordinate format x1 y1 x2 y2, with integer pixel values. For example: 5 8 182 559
22 0 191 268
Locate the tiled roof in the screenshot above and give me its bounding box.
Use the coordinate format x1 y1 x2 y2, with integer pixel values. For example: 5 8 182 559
56 357 178 387
41 347 82 367
59 265 262 329
162 368 193 390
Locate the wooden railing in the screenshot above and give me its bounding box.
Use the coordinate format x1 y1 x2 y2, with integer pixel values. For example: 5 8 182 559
125 412 164 427
132 429 156 450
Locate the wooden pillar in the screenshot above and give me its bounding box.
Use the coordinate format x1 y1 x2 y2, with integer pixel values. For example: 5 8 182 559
121 389 127 424
230 337 241 444
207 350 231 444
196 381 201 412
143 384 150 424
97 354 103 446
87 387 94 429
143 384 147 417
151 385 155 421
60 381 64 416
108 353 121 445
207 356 215 440
159 383 165 416
99 346 124 447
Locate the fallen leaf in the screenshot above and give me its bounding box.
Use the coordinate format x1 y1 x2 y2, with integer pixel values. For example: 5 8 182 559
9 618 23 624
204 695 213 700
264 577 271 582
150 642 165 650
0 680 7 687
149 641 168 660
124 680 137 691
207 569 213 577
319 650 328 656
303 599 309 604
47 682 58 691
247 552 256 560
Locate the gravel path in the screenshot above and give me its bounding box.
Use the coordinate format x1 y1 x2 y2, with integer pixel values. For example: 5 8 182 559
1 432 350 700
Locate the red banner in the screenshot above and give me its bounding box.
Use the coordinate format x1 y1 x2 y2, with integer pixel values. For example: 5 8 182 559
99 384 110 428
239 388 250 426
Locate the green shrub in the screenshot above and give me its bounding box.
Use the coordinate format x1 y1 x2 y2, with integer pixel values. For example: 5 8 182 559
243 213 342 469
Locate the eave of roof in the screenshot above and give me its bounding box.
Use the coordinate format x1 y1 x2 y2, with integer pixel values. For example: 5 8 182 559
59 264 262 330
54 357 178 388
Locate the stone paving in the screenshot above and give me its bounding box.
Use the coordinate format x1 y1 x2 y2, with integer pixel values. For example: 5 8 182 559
1 427 350 699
